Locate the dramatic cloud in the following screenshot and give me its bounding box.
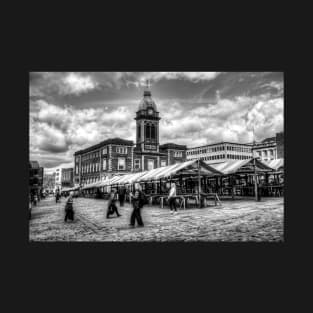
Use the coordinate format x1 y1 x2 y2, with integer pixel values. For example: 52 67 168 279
29 72 284 170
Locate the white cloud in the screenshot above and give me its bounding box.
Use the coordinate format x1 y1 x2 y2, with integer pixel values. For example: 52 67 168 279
138 72 221 85
60 72 98 95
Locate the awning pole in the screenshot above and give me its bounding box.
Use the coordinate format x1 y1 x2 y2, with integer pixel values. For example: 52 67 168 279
198 159 201 208
254 157 258 201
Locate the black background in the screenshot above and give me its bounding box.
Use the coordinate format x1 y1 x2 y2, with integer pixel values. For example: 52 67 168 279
2 2 310 312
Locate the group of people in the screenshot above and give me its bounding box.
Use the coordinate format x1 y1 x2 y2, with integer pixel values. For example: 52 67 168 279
63 182 178 227
106 184 146 227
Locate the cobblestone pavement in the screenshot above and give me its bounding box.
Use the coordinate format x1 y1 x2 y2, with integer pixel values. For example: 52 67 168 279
29 196 284 242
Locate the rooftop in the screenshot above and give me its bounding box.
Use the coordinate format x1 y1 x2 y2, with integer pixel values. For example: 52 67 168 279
160 143 187 150
187 141 253 150
75 138 134 155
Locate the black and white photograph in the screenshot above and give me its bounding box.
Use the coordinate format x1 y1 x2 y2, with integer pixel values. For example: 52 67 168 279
29 72 284 242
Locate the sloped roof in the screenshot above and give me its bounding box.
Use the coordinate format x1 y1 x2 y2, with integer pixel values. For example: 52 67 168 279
81 160 222 189
159 143 187 150
265 158 284 171
208 158 273 175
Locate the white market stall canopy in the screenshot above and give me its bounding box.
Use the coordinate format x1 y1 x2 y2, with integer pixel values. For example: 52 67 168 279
61 186 79 192
81 160 222 190
265 158 284 171
138 160 221 181
208 158 273 175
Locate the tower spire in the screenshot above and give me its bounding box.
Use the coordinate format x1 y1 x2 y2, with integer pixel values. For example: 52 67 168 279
143 79 152 97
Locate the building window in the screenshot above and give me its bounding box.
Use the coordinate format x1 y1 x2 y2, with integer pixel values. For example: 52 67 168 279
147 159 154 171
137 124 141 140
116 147 127 154
103 159 107 171
118 158 126 170
174 151 183 158
75 166 78 175
161 160 166 167
134 159 140 170
102 147 107 154
151 124 156 139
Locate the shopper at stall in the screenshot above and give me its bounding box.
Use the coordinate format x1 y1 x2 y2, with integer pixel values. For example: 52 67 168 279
168 182 177 214
130 183 146 227
106 189 121 218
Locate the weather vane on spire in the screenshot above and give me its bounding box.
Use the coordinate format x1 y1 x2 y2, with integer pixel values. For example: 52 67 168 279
145 79 151 90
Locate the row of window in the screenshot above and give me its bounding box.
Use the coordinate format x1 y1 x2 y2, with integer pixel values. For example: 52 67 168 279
174 151 183 157
256 150 275 157
133 159 167 170
190 154 251 161
79 146 129 162
79 158 127 173
187 145 252 155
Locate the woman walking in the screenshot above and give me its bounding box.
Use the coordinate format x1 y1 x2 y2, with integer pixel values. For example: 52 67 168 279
106 189 121 218
168 182 177 214
130 183 146 227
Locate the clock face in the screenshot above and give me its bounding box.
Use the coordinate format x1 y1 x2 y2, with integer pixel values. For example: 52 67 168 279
148 109 153 115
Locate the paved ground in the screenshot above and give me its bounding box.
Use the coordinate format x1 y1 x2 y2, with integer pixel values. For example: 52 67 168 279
29 196 284 242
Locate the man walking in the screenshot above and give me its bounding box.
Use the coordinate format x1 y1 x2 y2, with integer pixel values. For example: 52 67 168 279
118 187 126 207
168 182 177 214
64 192 74 222
106 189 121 218
130 183 146 227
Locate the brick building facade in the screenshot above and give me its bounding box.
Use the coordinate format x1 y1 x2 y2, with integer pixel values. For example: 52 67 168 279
74 138 134 186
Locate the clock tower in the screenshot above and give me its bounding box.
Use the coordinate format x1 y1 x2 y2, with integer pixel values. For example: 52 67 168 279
135 81 161 153
133 80 165 171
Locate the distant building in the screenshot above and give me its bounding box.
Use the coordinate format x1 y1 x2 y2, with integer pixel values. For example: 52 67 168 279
186 142 253 164
43 173 55 191
73 83 187 186
29 161 44 195
54 168 62 191
252 132 284 162
61 168 74 188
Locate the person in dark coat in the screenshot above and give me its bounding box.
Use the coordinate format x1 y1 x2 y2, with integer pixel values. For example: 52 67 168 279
106 189 121 218
118 187 126 207
64 192 74 222
130 183 146 227
55 191 60 203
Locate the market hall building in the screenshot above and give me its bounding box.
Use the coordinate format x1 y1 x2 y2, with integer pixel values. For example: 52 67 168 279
73 86 187 187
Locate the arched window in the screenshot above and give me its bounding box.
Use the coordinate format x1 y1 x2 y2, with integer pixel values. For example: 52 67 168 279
137 124 141 140
151 124 155 139
146 124 151 139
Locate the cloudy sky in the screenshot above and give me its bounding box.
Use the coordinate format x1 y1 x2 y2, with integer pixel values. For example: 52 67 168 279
29 72 284 172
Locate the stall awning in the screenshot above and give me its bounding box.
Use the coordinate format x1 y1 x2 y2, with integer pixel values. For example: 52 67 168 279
208 158 273 175
265 158 284 171
138 159 222 182
61 186 79 192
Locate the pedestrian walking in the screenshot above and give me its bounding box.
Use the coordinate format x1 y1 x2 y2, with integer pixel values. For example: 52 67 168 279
129 183 147 227
168 182 177 214
118 187 126 207
106 189 121 218
55 191 60 203
33 193 38 206
64 192 75 222
29 194 32 220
